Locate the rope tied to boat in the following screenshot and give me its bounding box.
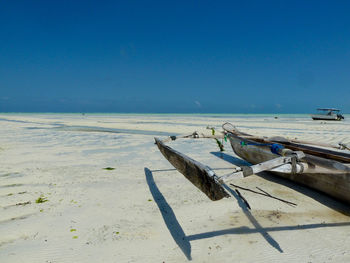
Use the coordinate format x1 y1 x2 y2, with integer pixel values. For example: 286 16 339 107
270 143 285 155
240 141 284 155
239 141 300 174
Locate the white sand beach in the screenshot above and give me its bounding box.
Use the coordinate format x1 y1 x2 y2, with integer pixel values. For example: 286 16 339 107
1 113 350 263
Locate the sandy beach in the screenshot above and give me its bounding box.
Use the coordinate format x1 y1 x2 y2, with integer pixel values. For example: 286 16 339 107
1 113 350 263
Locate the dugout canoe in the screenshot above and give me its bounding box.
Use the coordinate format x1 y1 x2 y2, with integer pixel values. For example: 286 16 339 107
225 130 350 205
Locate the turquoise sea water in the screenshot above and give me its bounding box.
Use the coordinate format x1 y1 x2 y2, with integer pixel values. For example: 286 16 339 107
0 112 349 143
1 112 349 121
0 112 332 117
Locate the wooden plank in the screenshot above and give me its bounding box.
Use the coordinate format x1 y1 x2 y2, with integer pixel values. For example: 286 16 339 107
154 138 230 201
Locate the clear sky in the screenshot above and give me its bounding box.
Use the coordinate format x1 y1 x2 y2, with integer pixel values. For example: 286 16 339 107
1 1 349 113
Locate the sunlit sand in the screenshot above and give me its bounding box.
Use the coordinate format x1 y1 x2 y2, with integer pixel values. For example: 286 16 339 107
1 113 350 262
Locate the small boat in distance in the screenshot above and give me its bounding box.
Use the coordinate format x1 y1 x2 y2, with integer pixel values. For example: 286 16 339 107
311 108 344 121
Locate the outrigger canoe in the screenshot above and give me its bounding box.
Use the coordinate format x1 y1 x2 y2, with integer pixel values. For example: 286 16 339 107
155 123 350 205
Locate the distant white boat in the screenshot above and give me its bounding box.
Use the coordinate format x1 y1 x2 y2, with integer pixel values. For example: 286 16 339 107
311 108 344 121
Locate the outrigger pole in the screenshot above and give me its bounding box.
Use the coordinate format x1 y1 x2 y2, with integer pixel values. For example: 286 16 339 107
154 138 305 201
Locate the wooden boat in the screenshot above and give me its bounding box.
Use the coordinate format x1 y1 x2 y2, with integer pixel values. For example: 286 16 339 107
226 127 350 204
155 123 350 205
311 108 344 121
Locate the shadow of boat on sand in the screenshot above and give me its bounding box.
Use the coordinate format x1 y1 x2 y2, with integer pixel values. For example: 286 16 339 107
145 166 350 261
211 151 350 216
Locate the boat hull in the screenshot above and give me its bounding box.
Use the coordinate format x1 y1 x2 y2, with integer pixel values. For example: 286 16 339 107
227 134 350 205
311 114 343 121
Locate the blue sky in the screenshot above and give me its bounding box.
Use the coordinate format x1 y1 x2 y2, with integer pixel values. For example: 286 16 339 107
1 1 349 113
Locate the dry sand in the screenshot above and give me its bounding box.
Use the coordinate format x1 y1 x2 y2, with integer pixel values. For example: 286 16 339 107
0 113 350 262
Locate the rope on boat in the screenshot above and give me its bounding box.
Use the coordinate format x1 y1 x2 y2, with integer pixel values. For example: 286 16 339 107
230 183 297 206
240 141 284 155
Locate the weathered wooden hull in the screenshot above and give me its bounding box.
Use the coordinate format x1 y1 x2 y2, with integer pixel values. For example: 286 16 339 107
154 138 229 201
227 134 350 205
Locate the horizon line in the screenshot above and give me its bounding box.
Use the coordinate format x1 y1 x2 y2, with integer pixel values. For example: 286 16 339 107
1 112 348 115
